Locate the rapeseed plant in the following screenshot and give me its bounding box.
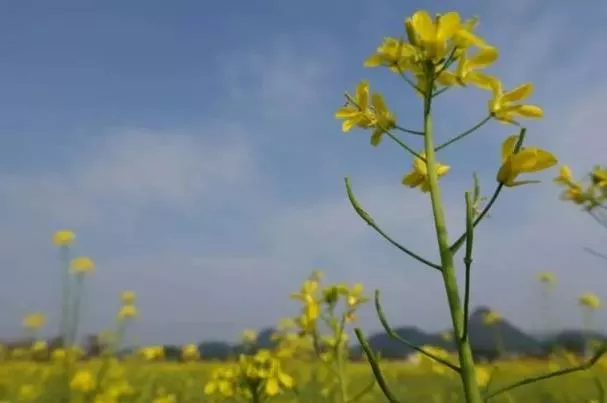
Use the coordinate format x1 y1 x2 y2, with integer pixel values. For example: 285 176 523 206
335 7 605 403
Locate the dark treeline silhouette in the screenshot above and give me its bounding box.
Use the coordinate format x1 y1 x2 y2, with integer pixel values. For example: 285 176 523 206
3 307 604 362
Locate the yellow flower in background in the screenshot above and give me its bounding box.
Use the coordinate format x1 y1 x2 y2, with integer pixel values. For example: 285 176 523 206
22 312 46 330
31 340 48 353
579 293 601 311
475 366 491 387
18 385 38 402
441 331 453 342
117 304 137 320
482 310 502 326
591 166 607 188
204 366 238 397
554 165 575 187
70 369 96 392
70 256 95 275
120 290 136 304
402 153 450 192
52 229 75 246
407 10 461 61
497 134 557 187
537 272 556 286
138 346 164 361
181 344 200 361
290 280 320 331
488 81 544 123
347 283 367 307
241 329 258 344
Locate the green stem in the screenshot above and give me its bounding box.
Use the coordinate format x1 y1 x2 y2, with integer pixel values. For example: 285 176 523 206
422 64 483 403
394 124 424 136
484 342 607 400
374 290 460 372
69 274 85 346
461 192 474 342
59 246 71 346
354 329 401 403
334 315 349 403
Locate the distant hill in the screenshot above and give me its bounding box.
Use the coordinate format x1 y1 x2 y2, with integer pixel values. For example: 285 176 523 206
108 306 605 361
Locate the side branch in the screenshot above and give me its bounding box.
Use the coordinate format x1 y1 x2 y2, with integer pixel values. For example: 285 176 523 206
354 329 402 403
484 343 607 401
345 177 441 271
375 290 460 372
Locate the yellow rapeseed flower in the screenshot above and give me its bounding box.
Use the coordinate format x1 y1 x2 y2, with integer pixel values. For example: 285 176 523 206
482 310 502 326
475 366 491 387
120 290 136 304
579 293 601 311
407 10 462 61
117 304 137 320
497 134 557 187
591 166 607 188
554 165 575 187
181 344 199 361
138 346 164 361
402 153 450 192
70 369 96 392
437 46 498 89
70 256 95 275
31 340 48 353
537 272 556 285
52 229 75 246
241 329 258 344
22 312 46 330
335 81 396 146
18 385 38 402
364 36 418 72
488 81 544 124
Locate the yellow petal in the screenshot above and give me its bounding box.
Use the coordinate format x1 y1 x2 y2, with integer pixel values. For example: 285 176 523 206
265 378 280 396
371 93 388 113
453 28 486 48
335 107 358 119
497 159 515 185
278 371 294 388
356 81 369 109
502 83 533 103
413 155 428 175
411 10 436 42
513 104 543 118
402 171 424 188
436 164 451 176
437 12 461 40
465 72 495 90
203 383 216 395
364 54 384 67
516 148 557 172
468 47 498 69
501 135 519 162
342 119 354 133
436 71 459 86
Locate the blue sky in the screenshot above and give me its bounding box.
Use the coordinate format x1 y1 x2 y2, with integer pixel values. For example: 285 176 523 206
1 0 606 345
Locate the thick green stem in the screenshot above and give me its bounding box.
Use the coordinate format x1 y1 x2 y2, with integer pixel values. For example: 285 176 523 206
422 65 483 403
